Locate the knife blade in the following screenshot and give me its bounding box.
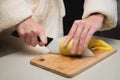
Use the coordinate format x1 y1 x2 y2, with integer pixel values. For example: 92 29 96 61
11 31 94 56
46 37 94 56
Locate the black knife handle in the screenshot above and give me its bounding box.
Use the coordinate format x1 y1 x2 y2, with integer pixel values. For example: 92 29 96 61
11 31 53 46
11 31 41 42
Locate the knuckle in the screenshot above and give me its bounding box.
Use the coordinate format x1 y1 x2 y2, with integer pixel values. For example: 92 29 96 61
79 20 85 25
68 33 73 38
74 39 78 43
26 31 30 35
31 29 39 35
81 34 85 39
74 34 79 39
74 20 79 24
84 23 89 27
29 31 33 34
36 28 39 31
20 32 25 36
73 38 79 44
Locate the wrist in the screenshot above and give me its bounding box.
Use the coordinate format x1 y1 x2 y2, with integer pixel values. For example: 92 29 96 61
90 13 105 20
16 16 32 27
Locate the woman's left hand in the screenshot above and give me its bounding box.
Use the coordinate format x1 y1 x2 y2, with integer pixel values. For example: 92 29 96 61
64 13 104 54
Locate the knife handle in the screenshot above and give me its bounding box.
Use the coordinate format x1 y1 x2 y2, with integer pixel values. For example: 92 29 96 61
11 31 53 46
11 30 41 42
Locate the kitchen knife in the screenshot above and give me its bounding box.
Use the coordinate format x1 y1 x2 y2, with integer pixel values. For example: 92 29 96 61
11 31 94 56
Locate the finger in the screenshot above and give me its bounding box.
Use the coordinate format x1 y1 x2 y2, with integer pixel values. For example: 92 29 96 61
71 23 84 54
38 29 47 46
77 40 84 54
30 31 37 47
25 32 31 45
38 42 45 46
80 24 91 43
64 20 79 46
77 24 91 54
20 35 25 44
19 30 25 44
84 27 95 47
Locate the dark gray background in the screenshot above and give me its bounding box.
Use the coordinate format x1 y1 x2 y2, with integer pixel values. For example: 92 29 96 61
95 0 120 39
63 0 120 39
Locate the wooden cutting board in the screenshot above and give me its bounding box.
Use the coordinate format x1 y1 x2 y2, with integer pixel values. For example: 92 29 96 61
30 48 117 78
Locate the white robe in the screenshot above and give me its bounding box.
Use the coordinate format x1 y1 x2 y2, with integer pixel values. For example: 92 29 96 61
0 0 117 38
0 0 118 53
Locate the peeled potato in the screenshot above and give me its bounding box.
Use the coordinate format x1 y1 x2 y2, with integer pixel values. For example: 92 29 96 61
59 37 112 56
59 37 85 56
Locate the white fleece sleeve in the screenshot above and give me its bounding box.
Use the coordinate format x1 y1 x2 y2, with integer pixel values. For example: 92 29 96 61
0 0 32 32
82 0 117 31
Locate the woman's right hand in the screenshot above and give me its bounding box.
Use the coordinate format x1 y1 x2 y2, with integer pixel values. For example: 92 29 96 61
16 17 47 47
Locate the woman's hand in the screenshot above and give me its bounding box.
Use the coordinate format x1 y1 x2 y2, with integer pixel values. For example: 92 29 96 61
64 13 104 54
16 17 47 47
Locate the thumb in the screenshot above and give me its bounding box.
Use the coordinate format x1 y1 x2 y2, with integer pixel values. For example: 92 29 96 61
38 30 47 46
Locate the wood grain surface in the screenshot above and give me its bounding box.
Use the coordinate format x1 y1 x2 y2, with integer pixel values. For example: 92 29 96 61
30 48 117 78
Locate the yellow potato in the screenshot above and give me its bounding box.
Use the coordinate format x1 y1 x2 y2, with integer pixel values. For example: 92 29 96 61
59 37 112 56
59 37 85 56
